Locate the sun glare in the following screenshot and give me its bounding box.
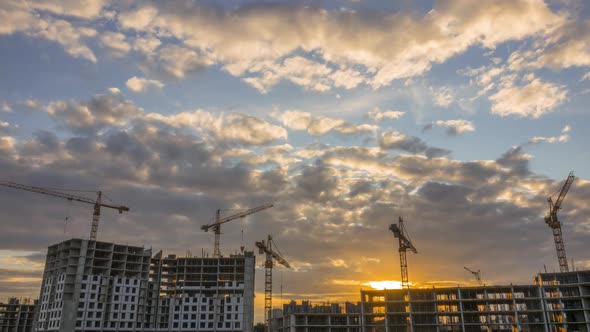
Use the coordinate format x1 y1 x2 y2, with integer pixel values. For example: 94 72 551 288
363 280 404 289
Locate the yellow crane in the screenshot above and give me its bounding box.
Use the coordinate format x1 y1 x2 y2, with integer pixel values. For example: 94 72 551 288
0 181 129 241
255 235 290 332
201 203 273 257
544 171 575 272
389 216 417 289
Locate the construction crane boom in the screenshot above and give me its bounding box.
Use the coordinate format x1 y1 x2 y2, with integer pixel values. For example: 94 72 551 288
544 172 575 272
389 216 417 290
201 203 273 257
464 267 482 285
255 235 290 332
0 181 129 241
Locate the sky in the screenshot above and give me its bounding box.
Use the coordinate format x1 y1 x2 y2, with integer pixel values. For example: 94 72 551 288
1 0 590 323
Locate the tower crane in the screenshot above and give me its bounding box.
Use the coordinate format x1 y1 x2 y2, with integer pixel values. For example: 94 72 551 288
201 203 273 258
0 181 129 241
255 235 290 332
544 171 575 272
389 216 417 289
464 267 482 285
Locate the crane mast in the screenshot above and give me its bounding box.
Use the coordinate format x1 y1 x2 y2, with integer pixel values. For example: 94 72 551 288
544 172 575 272
389 216 417 289
0 181 129 241
201 203 273 258
464 267 482 285
255 235 290 332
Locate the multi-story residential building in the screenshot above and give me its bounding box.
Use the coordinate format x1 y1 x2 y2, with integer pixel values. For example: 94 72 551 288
273 270 590 332
33 238 255 332
273 300 361 332
0 298 37 332
360 270 590 332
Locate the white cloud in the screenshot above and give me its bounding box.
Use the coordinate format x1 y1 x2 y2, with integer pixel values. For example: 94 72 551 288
273 111 346 136
151 45 214 78
581 72 590 81
529 125 571 144
367 108 405 122
2 102 11 113
27 0 107 19
430 119 475 135
33 19 97 63
489 77 567 118
114 0 565 91
133 35 161 54
126 76 164 93
119 5 158 30
100 32 131 57
147 110 287 146
432 87 454 108
333 123 377 135
308 116 345 136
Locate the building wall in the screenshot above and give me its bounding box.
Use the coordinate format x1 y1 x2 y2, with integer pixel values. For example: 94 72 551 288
33 238 255 332
0 298 37 332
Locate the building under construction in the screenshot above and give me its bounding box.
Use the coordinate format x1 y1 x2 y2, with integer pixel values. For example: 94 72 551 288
273 270 590 332
33 238 255 332
0 298 37 332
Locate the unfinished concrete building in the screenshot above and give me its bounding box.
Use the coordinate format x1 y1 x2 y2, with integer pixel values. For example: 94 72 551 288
273 301 362 332
0 298 37 332
33 238 255 332
361 270 590 332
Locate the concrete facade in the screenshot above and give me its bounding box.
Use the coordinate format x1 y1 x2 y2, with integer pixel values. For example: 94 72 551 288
33 238 255 332
0 298 37 332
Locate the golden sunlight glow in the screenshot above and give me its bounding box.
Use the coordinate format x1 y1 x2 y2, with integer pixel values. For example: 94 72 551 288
363 280 405 289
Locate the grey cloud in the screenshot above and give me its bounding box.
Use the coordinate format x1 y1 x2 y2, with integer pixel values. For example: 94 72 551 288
379 131 451 158
46 91 143 134
496 146 531 176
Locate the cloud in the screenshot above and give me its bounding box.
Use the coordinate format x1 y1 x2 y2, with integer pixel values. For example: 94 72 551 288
45 90 144 133
333 123 377 135
489 76 568 118
367 108 405 122
148 45 214 79
273 110 343 136
379 130 450 158
100 31 131 57
272 110 375 137
432 87 454 108
119 5 158 30
426 119 475 135
26 0 107 19
147 110 287 146
113 0 564 91
126 76 164 93
133 35 161 54
33 19 97 62
529 125 571 144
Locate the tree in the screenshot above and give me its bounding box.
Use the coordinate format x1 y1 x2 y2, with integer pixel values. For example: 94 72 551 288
253 322 266 332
